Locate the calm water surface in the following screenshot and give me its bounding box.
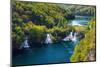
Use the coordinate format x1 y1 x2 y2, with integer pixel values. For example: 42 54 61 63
13 42 77 65
12 16 90 65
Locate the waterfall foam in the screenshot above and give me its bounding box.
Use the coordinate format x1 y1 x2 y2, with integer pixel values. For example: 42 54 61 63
63 32 77 42
45 34 52 44
19 36 30 49
71 32 77 42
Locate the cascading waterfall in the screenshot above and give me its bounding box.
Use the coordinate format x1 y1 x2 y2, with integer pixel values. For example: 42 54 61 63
69 32 73 39
63 32 77 42
19 36 30 49
45 34 52 44
23 37 30 48
71 32 77 42
63 32 73 41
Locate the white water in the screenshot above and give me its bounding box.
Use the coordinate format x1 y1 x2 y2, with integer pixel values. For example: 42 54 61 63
71 32 77 42
45 34 52 44
63 32 73 41
63 32 77 42
19 37 30 49
72 20 82 26
69 32 73 39
63 36 70 41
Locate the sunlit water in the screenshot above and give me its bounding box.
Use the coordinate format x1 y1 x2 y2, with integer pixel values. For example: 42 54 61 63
71 20 89 26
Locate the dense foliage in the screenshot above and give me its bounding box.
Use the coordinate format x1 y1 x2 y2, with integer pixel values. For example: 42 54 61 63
12 1 72 49
12 1 96 62
58 4 96 16
70 19 96 62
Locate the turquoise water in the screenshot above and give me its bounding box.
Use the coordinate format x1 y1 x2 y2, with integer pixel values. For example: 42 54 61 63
13 41 77 65
12 16 90 65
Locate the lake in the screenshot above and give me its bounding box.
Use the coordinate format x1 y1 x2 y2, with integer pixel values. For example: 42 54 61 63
12 15 90 65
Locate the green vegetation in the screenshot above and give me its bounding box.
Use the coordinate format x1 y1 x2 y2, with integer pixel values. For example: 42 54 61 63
12 1 96 62
70 20 96 62
58 4 96 16
12 1 73 48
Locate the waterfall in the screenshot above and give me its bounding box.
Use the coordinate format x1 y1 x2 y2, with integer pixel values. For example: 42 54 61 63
63 36 70 41
23 37 30 48
63 32 73 41
71 32 77 42
19 36 30 49
63 32 77 42
69 32 73 39
45 34 52 44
